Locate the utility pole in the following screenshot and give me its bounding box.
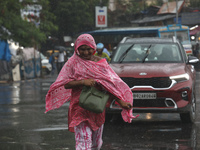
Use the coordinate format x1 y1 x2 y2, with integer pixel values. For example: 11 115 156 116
100 0 102 6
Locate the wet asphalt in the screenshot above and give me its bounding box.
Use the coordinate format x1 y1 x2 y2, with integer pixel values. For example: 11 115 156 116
0 72 200 150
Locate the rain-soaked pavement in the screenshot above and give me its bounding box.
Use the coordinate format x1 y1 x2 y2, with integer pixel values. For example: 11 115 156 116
0 73 200 150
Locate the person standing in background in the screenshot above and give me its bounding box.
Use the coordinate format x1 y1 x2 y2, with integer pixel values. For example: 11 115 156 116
49 50 57 76
57 50 66 74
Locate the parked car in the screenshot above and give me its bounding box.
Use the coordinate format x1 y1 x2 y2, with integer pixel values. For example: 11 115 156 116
108 37 199 123
40 53 52 74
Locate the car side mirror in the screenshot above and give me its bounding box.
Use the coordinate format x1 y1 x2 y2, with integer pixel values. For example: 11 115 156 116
187 55 199 64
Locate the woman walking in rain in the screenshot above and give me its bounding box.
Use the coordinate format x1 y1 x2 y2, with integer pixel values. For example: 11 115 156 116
45 34 139 150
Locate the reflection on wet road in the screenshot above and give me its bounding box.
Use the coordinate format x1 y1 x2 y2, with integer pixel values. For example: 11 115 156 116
0 74 200 150
103 114 198 150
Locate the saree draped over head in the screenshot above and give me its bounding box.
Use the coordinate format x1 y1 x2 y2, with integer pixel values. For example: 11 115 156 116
45 34 138 132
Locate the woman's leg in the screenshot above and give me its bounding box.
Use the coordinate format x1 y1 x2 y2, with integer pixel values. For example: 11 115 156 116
91 124 104 150
74 122 104 150
74 122 92 150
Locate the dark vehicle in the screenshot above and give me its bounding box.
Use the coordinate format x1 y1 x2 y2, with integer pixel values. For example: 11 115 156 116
108 37 199 123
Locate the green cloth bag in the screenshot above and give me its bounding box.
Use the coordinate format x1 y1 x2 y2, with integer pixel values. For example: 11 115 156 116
79 86 110 113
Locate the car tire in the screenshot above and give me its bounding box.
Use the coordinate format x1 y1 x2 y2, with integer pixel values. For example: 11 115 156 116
180 90 196 123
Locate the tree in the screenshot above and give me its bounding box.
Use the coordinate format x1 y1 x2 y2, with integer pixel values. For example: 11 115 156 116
108 0 146 27
0 0 57 47
49 0 108 43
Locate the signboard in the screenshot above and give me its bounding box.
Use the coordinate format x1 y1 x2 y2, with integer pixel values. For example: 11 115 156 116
95 6 107 28
168 26 181 30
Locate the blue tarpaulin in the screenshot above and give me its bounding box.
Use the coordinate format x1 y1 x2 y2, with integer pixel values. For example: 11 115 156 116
0 40 11 62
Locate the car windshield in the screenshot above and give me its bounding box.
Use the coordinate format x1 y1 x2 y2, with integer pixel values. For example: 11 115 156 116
112 43 183 63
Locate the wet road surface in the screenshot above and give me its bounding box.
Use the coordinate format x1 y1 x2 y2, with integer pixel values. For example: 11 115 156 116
0 73 200 150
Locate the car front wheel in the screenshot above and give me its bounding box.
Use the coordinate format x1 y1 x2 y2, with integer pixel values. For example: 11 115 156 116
180 91 196 123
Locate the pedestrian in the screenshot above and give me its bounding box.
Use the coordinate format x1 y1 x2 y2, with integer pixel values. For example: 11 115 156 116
96 43 111 56
95 43 111 62
57 50 66 74
45 34 139 150
49 50 57 75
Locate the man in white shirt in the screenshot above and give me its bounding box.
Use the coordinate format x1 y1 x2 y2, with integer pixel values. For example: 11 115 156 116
57 50 66 73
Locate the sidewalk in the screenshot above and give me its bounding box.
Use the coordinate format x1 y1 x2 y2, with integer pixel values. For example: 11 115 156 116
0 73 58 84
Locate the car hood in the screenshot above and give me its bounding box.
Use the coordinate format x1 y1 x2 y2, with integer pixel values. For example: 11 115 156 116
42 59 49 64
109 63 186 78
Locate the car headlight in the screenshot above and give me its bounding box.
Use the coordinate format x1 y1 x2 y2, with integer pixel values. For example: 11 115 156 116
169 73 189 83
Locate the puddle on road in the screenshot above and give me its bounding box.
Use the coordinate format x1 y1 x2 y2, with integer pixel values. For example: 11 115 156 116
149 128 182 132
102 118 198 150
32 127 68 132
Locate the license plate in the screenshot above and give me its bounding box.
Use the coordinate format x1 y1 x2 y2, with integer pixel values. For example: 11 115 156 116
133 93 156 99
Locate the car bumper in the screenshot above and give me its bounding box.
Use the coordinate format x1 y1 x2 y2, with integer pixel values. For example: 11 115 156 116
42 65 52 71
106 101 192 113
106 81 194 114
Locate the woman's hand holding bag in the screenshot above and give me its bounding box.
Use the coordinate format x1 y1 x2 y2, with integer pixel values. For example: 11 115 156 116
79 86 110 113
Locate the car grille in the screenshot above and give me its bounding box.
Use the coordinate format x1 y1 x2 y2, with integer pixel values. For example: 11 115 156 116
121 77 172 88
